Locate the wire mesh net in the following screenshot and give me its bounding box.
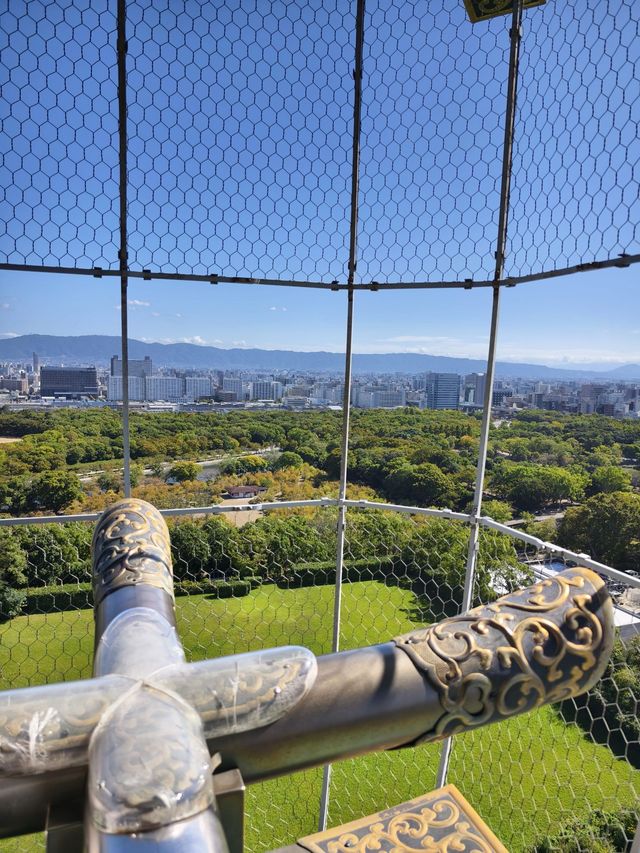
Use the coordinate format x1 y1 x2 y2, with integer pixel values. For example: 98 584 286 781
2 0 638 284
508 0 640 279
0 0 119 270
126 0 355 281
357 1 509 283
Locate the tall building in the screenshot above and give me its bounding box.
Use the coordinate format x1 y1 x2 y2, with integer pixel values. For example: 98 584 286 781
32 352 40 375
107 376 145 402
425 372 460 410
250 380 283 401
145 376 184 402
372 389 406 408
222 377 246 401
40 366 99 398
185 377 212 401
110 355 153 378
463 373 486 405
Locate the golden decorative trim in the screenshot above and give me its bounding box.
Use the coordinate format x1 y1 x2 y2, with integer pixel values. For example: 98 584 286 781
394 568 613 742
298 784 508 852
91 499 174 606
463 0 545 24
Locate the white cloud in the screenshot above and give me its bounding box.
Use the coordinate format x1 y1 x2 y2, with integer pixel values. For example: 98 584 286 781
151 311 160 317
128 299 150 308
0 332 18 339
269 306 288 312
158 336 208 346
143 335 225 347
0 303 9 309
232 340 248 347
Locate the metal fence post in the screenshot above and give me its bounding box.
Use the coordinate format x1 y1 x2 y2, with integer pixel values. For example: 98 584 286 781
117 0 131 497
318 0 367 831
436 0 524 789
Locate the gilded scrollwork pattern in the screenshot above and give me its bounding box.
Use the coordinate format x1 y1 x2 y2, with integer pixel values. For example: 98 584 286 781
464 0 544 23
299 785 508 853
91 499 174 605
394 568 613 742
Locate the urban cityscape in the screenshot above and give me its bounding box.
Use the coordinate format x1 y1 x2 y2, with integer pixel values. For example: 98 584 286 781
2 348 640 419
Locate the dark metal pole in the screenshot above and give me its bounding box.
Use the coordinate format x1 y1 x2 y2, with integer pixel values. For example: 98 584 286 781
117 0 131 497
319 0 367 830
88 500 227 851
438 0 525 789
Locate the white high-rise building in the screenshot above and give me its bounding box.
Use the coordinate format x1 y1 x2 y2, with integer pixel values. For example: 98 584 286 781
222 377 246 401
107 375 145 402
145 376 184 402
372 389 406 408
250 380 283 401
185 377 212 401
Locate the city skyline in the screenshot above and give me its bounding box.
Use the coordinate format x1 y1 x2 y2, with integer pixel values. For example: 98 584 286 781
1 264 639 370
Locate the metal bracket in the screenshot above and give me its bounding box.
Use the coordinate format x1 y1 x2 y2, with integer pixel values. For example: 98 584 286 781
45 798 85 853
213 769 245 853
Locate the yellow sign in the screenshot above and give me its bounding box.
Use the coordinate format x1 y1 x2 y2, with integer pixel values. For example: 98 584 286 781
464 0 545 23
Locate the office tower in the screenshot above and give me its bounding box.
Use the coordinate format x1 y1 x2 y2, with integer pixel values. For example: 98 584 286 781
425 372 460 410
40 366 99 398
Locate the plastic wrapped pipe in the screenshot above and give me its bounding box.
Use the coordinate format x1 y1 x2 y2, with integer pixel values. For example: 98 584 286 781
0 646 317 778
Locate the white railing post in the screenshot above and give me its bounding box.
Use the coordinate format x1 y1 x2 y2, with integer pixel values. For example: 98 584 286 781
318 0 367 831
436 0 524 790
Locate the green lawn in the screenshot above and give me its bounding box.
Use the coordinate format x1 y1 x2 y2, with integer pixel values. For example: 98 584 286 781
1 582 638 851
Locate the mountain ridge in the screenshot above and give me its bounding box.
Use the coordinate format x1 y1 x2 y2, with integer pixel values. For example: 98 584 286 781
1 334 639 380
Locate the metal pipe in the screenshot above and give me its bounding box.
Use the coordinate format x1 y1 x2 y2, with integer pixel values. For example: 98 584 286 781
319 0 367 829
3 251 638 289
0 499 338 528
478 516 640 587
87 499 227 850
116 0 131 497
439 0 526 789
341 499 471 521
217 566 613 779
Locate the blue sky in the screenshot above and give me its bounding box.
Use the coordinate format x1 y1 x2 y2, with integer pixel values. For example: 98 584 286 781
1 0 639 367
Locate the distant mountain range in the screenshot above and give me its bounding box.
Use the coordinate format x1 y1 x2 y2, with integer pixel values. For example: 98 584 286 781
1 334 639 381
